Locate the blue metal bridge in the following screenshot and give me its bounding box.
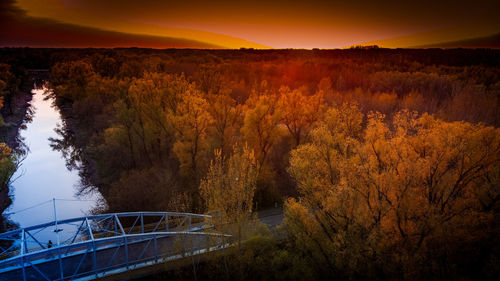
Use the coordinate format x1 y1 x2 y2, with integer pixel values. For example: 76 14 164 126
0 212 232 280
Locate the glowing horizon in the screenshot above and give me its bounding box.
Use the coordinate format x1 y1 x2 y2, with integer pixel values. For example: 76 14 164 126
2 0 500 49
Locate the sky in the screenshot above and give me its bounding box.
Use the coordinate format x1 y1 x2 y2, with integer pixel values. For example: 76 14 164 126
1 0 499 49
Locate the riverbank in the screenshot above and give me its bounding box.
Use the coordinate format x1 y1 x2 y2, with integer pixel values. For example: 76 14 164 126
0 80 34 149
0 73 37 231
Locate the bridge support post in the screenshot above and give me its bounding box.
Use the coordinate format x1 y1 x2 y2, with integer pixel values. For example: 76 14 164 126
21 230 26 281
86 218 98 279
20 255 26 281
115 215 129 270
154 235 158 263
124 236 129 269
141 213 144 233
58 247 64 280
166 215 169 232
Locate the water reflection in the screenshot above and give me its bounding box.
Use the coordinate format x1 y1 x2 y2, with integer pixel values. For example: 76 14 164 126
3 85 103 242
48 120 95 198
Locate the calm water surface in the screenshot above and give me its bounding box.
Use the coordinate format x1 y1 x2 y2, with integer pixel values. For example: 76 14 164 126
3 86 103 241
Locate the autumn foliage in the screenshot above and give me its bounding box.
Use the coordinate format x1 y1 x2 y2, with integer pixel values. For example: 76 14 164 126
3 48 496 280
286 107 500 280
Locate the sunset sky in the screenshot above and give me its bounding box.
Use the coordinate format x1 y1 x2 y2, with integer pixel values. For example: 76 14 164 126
1 0 499 49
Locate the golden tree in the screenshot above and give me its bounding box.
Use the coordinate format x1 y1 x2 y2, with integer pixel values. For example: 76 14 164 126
172 88 213 178
285 108 500 279
241 92 283 169
278 86 324 146
0 143 17 192
205 87 242 156
199 146 258 245
126 73 192 165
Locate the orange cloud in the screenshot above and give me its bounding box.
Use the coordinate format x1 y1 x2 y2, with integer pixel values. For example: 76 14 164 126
9 0 500 48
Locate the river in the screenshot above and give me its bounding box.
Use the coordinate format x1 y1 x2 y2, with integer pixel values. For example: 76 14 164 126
2 85 103 241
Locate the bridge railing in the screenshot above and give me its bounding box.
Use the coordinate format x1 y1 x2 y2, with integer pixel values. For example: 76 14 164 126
0 231 232 280
0 211 213 258
0 212 232 280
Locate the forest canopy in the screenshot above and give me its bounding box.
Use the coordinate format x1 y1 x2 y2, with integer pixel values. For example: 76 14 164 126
1 48 499 280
